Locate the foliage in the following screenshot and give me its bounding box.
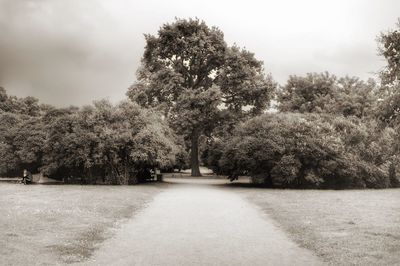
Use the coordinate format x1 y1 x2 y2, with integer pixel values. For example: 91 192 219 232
0 87 41 116
376 83 400 127
0 110 45 176
0 87 47 176
41 100 178 184
0 88 178 184
277 73 379 118
378 19 400 85
0 113 22 175
207 113 398 189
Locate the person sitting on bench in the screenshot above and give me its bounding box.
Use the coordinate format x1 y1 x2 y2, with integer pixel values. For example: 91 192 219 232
22 169 33 184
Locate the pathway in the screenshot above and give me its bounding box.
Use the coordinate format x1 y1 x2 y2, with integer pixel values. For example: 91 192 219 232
84 179 323 266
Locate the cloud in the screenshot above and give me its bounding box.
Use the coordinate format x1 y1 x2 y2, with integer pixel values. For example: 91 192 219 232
0 0 399 106
0 0 143 106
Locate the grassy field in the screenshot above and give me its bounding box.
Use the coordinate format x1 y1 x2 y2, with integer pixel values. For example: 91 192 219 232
234 186 400 265
2 180 400 265
0 183 165 265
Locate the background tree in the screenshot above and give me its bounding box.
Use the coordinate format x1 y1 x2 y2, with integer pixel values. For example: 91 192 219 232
0 88 45 176
377 19 400 125
377 86 400 126
0 87 41 116
277 72 378 118
127 18 275 176
278 72 337 113
377 19 400 182
378 19 400 85
0 112 22 175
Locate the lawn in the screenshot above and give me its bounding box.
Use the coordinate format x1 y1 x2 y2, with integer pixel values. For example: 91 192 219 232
0 183 165 265
235 186 400 265
2 180 400 266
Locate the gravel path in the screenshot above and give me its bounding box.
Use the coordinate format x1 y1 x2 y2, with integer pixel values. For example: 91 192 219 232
85 180 323 266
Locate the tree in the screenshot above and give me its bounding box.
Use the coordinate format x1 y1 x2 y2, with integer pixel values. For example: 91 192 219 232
377 21 400 182
278 72 337 113
0 88 45 176
0 87 41 116
377 20 400 126
378 19 400 85
0 112 21 175
277 72 378 118
127 18 275 176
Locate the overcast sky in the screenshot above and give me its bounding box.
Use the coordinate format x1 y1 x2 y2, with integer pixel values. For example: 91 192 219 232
0 0 399 106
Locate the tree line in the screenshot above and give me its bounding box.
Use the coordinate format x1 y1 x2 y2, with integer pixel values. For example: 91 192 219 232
201 20 400 188
1 18 399 187
0 92 182 184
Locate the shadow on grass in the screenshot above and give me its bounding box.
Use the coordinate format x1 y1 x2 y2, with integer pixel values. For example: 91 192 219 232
46 227 107 264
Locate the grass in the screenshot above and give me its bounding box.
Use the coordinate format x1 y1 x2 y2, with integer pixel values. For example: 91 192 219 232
0 183 165 265
2 178 400 265
235 187 400 265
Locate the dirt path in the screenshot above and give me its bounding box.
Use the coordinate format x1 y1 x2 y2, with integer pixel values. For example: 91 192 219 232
84 180 323 266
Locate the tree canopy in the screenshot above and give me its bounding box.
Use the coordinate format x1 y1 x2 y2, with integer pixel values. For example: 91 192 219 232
277 72 379 118
0 87 41 116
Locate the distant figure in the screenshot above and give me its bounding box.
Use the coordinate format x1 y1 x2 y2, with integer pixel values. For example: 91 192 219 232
228 173 239 182
22 169 33 184
155 168 163 182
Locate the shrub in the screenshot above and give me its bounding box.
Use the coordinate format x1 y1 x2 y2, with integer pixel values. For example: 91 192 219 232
40 100 178 184
208 113 397 189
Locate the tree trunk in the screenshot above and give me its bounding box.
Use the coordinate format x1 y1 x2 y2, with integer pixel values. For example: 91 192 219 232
190 130 202 177
130 173 139 184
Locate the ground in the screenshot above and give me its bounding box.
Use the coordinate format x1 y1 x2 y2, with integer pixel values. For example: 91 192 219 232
236 186 400 265
84 178 321 266
1 177 400 265
0 183 166 265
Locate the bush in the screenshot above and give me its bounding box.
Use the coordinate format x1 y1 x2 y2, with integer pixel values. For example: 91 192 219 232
208 113 397 189
1 87 179 184
40 100 178 184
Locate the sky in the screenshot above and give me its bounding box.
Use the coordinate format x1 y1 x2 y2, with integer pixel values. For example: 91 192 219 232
0 0 399 106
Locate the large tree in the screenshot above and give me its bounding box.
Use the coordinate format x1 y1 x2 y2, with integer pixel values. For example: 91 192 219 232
127 18 275 176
